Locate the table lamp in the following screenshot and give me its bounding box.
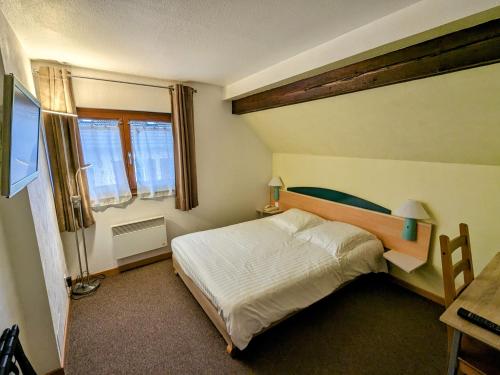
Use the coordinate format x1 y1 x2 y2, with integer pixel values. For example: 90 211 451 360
268 177 282 205
393 199 430 241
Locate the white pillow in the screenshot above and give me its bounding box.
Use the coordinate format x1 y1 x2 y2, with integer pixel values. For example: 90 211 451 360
295 221 376 257
268 208 325 234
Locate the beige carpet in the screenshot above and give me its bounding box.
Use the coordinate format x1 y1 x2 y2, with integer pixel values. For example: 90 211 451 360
65 259 447 374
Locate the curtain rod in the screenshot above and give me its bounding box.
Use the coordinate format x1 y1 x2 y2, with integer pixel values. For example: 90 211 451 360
33 70 196 92
42 109 78 117
72 75 182 90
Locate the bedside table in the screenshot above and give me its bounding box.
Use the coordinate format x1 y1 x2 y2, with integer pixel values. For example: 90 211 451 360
383 250 426 273
256 208 284 218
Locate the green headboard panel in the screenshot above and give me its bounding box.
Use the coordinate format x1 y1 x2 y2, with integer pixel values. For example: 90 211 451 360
287 187 391 215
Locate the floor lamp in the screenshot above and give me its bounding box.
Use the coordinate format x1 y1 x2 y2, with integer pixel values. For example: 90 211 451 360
71 163 100 295
41 109 100 296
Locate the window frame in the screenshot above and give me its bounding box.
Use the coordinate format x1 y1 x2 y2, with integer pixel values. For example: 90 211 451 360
76 107 173 196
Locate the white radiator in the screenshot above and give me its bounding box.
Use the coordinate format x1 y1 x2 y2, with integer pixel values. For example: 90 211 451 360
111 216 167 259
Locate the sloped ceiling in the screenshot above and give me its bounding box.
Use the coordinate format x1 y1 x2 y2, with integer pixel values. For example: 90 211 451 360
242 63 500 166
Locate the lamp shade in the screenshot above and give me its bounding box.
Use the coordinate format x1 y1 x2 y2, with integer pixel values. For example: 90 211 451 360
393 199 430 220
268 177 282 187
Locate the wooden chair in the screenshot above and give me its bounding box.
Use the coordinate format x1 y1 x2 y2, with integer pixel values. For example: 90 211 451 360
440 223 500 375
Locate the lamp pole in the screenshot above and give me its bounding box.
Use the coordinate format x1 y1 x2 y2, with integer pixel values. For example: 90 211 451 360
71 165 99 295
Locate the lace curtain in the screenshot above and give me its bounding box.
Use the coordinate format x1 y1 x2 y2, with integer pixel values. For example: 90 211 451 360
130 120 175 198
78 119 132 207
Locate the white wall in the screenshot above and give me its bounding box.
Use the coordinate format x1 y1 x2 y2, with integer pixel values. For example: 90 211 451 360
0 191 60 371
71 66 176 112
0 208 27 361
0 11 67 371
0 22 24 348
59 67 272 275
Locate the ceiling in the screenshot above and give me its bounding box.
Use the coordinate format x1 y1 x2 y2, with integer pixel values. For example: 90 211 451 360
0 0 420 85
242 63 500 166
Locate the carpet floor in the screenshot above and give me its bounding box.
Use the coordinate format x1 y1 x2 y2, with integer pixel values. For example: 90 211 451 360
65 259 447 374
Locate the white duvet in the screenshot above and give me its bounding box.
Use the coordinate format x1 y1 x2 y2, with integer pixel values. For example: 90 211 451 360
172 212 387 350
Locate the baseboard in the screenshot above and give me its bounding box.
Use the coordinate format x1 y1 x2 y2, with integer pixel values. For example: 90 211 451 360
385 274 444 306
45 368 64 375
93 266 121 278
94 252 172 278
71 252 173 281
117 252 172 273
60 297 71 367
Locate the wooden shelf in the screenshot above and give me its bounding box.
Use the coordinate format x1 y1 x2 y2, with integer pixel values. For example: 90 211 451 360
256 208 284 217
383 250 426 273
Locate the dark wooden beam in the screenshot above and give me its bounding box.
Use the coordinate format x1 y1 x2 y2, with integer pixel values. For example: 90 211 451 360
232 19 500 115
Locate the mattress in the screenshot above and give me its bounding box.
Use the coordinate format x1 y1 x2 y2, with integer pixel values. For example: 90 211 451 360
172 216 387 350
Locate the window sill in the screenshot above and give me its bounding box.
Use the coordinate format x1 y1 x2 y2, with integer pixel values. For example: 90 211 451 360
91 193 176 212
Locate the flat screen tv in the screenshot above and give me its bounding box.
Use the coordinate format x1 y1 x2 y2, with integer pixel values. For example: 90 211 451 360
1 74 41 198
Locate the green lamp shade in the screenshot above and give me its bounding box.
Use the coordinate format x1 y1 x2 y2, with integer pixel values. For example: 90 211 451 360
268 177 282 202
394 199 430 242
402 218 417 241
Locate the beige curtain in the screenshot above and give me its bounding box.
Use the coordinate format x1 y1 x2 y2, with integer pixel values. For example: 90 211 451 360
37 66 95 231
170 84 198 211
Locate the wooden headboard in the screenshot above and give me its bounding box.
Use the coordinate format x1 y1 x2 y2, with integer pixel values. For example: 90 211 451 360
279 190 432 261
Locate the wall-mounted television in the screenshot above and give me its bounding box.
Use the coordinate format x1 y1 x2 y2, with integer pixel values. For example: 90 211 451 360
1 74 41 198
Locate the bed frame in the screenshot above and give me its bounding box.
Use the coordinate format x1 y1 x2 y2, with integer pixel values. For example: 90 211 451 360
280 189 432 260
173 188 432 356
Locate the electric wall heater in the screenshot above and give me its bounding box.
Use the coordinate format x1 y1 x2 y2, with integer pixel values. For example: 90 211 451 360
111 216 167 259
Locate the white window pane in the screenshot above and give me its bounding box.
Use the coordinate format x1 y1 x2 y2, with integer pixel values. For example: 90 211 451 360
78 118 132 207
130 120 175 198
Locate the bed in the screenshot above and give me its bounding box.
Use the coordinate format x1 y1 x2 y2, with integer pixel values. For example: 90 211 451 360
171 188 432 355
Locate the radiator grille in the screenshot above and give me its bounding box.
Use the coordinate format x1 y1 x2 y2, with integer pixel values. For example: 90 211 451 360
112 217 165 236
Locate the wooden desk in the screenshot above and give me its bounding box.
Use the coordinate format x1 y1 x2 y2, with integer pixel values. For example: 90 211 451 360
440 252 500 374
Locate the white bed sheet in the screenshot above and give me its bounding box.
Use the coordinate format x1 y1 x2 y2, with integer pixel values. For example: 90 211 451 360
172 217 387 350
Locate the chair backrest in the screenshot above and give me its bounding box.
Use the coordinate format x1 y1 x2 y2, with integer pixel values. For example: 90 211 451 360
439 223 475 308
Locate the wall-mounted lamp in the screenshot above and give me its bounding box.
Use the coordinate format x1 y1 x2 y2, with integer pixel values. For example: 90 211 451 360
268 177 283 205
394 200 430 241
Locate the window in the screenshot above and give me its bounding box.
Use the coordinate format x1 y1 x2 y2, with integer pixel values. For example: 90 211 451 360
77 108 174 207
129 120 175 198
79 118 132 207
